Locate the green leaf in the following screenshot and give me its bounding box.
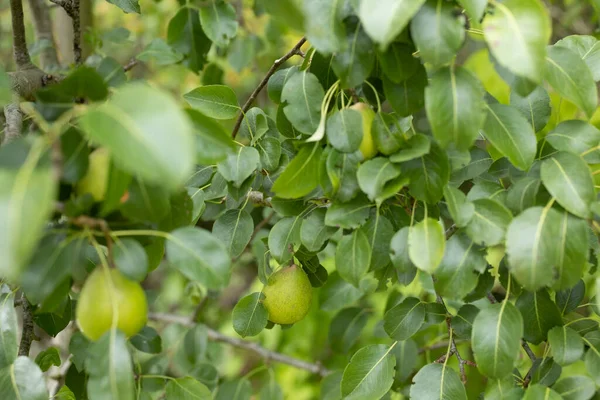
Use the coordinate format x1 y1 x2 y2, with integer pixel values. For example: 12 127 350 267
452 304 480 338
232 292 268 338
262 0 304 31
383 297 426 341
0 147 56 282
213 209 254 258
86 331 135 400
166 227 231 289
484 377 524 400
268 67 298 104
60 128 90 184
482 0 551 83
472 301 524 378
281 71 324 134
79 83 194 191
113 238 148 281
425 66 485 150
0 356 48 400
530 357 561 386
336 230 371 287
505 177 542 214
331 20 375 88
376 44 420 83
548 326 584 366
547 120 600 164
434 233 486 300
322 149 361 202
465 198 512 247
556 280 585 315
443 186 474 227
411 0 465 67
186 109 236 165
341 344 396 400
410 363 467 400
130 326 162 354
165 377 212 399
357 157 403 203
20 235 87 304
408 218 445 274
553 376 596 400
303 0 344 54
505 206 561 291
183 85 239 119
510 86 551 133
96 57 127 87
272 143 322 198
383 66 428 117
481 103 536 171
450 148 492 184
300 209 336 252
214 379 251 400
541 151 595 218
325 196 373 229
523 385 562 400
136 38 183 65
120 180 170 223
358 0 426 50
268 216 302 263
199 0 238 47
257 137 282 172
403 141 450 203
329 308 370 353
389 133 430 163
553 212 588 290
217 146 260 188
0 294 18 369
168 6 211 72
545 45 598 118
326 109 363 153
106 0 139 13
390 227 418 284
555 35 600 81
360 214 395 270
319 272 363 312
515 290 563 344
457 0 487 21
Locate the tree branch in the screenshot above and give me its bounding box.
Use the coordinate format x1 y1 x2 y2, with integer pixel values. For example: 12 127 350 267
27 0 59 69
49 0 82 64
10 0 34 69
231 37 307 138
3 103 23 145
149 312 330 377
18 296 35 356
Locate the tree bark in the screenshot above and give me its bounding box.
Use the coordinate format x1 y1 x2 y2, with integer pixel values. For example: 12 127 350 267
54 0 93 64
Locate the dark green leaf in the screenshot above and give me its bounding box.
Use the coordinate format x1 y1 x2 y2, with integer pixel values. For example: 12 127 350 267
217 146 260 188
556 280 585 315
329 308 370 353
336 230 371 287
272 143 322 198
510 86 551 133
199 0 238 47
403 141 450 203
184 85 239 119
548 326 583 366
331 20 375 88
357 157 402 203
384 66 428 117
213 209 254 258
383 297 426 341
443 186 474 227
325 195 372 229
130 326 162 354
300 209 336 252
515 290 563 344
326 109 363 153
452 304 480 338
281 71 324 134
165 377 212 399
268 216 302 263
167 7 211 73
376 44 419 83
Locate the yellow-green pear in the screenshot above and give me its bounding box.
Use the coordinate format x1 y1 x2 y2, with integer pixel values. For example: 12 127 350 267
77 147 110 202
262 265 312 325
76 267 148 341
350 102 378 160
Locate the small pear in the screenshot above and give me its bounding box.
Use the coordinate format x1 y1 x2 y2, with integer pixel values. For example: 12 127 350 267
350 102 378 160
76 267 148 341
76 147 110 202
262 265 312 325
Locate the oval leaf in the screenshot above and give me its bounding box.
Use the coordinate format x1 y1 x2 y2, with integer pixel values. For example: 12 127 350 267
183 85 239 119
341 344 396 399
408 218 446 274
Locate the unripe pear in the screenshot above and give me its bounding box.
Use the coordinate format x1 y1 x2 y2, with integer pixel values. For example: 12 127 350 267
76 267 148 341
350 102 378 160
262 265 312 325
77 147 110 202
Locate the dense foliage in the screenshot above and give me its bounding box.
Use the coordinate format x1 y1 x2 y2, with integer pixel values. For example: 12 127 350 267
2 0 600 399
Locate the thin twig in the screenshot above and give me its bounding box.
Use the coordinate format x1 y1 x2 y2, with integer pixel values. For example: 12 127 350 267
70 215 114 265
149 312 330 377
249 211 274 244
123 58 138 72
49 356 72 396
18 296 35 356
231 37 307 138
435 294 474 384
10 0 33 69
